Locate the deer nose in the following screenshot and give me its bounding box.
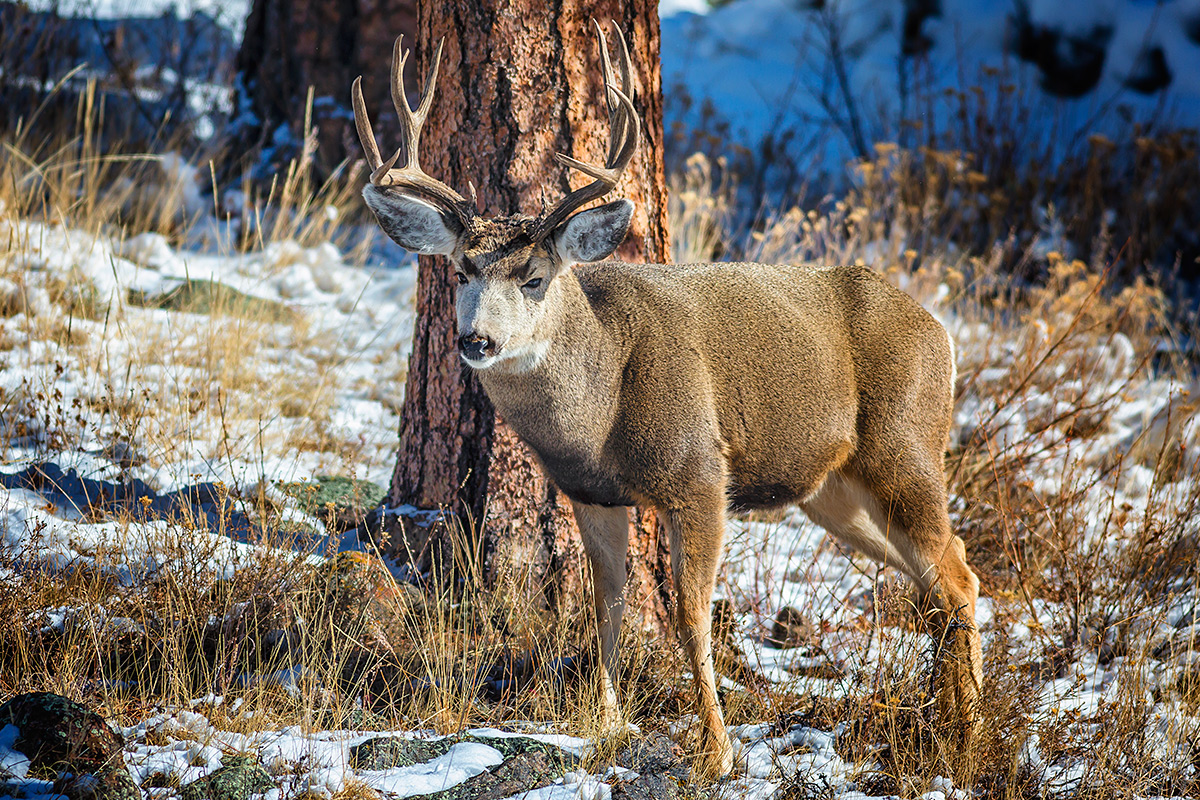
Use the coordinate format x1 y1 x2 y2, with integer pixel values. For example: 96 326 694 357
458 332 495 361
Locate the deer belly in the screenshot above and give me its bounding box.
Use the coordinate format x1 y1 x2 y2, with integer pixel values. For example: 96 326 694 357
724 430 854 511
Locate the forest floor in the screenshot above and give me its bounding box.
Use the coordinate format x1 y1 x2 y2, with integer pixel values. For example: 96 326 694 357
0 129 1197 800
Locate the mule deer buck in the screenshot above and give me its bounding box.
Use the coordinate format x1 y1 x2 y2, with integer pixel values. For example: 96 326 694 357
352 22 982 778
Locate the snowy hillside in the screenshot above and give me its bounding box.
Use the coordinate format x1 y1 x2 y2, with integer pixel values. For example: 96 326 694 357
661 0 1200 186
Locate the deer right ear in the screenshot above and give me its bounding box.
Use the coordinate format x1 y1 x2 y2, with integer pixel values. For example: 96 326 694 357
553 199 633 266
363 185 462 255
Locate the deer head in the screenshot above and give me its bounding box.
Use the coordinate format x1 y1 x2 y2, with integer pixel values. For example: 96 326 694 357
353 21 639 371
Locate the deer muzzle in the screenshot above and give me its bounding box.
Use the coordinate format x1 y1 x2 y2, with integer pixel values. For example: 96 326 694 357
458 332 496 363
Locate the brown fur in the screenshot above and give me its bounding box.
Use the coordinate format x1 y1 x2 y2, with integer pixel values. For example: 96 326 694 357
453 245 981 778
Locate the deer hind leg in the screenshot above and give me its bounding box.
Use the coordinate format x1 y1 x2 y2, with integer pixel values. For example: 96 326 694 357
660 489 734 779
571 501 631 734
802 469 982 730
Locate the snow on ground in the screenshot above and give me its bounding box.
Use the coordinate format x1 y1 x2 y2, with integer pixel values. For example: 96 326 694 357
0 147 1197 793
0 205 414 580
0 216 412 488
2 204 1197 796
124 715 588 800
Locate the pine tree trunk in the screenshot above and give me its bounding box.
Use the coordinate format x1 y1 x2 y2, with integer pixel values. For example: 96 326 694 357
386 0 673 633
236 0 417 177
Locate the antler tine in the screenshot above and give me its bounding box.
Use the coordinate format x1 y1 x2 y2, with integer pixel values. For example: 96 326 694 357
608 19 634 162
532 21 640 244
591 20 616 116
351 34 473 225
351 76 383 171
416 38 444 120
612 20 633 99
389 35 442 173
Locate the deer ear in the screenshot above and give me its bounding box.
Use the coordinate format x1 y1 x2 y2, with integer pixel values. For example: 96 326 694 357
363 185 462 255
552 199 633 266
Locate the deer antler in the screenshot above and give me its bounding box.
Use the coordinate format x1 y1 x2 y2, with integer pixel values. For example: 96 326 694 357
352 36 476 227
531 20 640 243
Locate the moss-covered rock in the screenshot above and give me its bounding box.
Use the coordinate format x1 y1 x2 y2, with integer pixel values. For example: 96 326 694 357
314 550 424 646
349 737 454 771
0 692 137 800
610 733 702 800
405 750 569 800
178 755 274 800
278 475 386 532
52 762 141 800
463 735 577 767
0 692 124 776
128 279 294 323
348 733 576 776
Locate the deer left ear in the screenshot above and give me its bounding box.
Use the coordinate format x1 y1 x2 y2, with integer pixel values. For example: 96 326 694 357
552 199 633 266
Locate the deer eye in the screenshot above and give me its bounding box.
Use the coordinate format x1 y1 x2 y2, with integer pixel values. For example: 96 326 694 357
455 272 468 285
522 277 542 290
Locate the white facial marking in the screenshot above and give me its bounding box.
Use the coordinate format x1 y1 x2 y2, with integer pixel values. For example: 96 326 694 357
460 339 550 373
461 353 497 370
495 339 550 373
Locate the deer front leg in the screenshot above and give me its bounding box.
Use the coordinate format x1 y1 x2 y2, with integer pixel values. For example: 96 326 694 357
661 491 734 779
571 501 630 734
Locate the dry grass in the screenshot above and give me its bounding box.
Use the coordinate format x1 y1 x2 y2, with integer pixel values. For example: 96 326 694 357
673 144 1200 795
1 92 1199 798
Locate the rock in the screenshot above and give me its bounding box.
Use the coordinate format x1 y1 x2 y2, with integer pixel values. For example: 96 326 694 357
610 732 700 800
178 755 274 800
0 693 135 800
405 750 568 800
349 737 452 771
615 732 690 778
464 735 577 767
53 762 140 800
127 279 295 323
768 606 816 650
316 550 425 645
348 733 577 774
0 693 124 774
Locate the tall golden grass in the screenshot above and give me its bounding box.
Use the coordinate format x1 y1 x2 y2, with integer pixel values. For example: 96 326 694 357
0 87 1197 798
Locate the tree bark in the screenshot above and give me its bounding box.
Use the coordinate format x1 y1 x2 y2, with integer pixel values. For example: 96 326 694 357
386 0 673 634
